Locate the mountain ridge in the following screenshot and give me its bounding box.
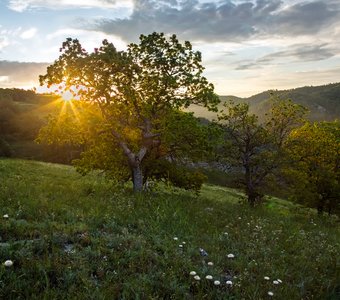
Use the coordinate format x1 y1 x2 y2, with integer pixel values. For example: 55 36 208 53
190 82 340 121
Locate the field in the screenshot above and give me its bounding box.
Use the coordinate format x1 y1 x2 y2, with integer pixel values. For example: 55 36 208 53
0 159 339 299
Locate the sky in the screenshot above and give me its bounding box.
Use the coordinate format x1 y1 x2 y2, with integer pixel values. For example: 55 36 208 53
0 0 339 97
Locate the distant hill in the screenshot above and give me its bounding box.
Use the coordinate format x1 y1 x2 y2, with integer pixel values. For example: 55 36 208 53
190 83 340 121
0 88 78 162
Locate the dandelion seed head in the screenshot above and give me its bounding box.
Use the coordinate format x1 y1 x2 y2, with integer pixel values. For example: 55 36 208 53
4 260 13 267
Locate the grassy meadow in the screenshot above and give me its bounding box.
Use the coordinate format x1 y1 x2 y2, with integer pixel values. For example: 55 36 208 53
0 159 339 299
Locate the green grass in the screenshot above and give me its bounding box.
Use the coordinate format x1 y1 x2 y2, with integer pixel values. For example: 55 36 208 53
0 158 339 299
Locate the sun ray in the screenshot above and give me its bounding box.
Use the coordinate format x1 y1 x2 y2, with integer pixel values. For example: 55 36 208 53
68 100 82 124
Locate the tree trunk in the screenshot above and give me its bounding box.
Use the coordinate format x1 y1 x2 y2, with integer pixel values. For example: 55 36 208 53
245 164 256 206
132 164 143 193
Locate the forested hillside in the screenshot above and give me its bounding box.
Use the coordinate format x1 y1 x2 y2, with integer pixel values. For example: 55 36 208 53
191 83 340 121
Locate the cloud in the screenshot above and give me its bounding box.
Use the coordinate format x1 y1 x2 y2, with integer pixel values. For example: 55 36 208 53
235 62 259 71
46 28 127 52
262 43 337 62
0 61 48 88
7 0 132 12
0 36 10 51
89 0 340 43
20 27 37 39
234 43 338 70
268 1 339 36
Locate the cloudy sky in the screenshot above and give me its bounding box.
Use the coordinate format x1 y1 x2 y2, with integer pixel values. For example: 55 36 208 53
0 0 339 96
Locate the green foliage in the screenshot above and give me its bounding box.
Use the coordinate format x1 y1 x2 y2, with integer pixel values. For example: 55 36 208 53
144 158 207 192
0 159 339 299
39 33 219 192
284 121 340 215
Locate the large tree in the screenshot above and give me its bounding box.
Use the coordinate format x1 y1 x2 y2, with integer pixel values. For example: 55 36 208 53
284 121 340 215
38 32 219 192
216 96 306 205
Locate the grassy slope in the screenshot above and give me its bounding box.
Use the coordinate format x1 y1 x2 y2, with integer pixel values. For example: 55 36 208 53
0 159 339 299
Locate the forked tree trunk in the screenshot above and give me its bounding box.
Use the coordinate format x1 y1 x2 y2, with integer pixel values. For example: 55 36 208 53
132 163 143 193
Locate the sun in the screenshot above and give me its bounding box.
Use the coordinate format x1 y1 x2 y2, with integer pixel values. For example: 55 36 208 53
61 90 73 102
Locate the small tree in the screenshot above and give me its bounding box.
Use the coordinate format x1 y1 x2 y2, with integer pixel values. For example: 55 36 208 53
284 121 340 215
217 96 306 206
38 32 219 192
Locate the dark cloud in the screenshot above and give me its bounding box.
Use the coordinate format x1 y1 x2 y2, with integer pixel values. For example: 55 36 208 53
0 61 48 86
234 43 337 70
88 0 340 43
270 1 339 36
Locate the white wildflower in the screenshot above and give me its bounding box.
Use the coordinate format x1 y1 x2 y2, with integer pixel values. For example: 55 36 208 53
205 275 213 280
179 244 183 248
173 237 178 241
4 260 13 267
268 291 274 296
214 280 221 285
226 280 233 286
227 253 235 258
3 214 9 219
264 276 270 280
182 241 186 245
207 261 214 266
190 271 197 276
277 279 282 283
194 275 201 281
273 280 279 285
